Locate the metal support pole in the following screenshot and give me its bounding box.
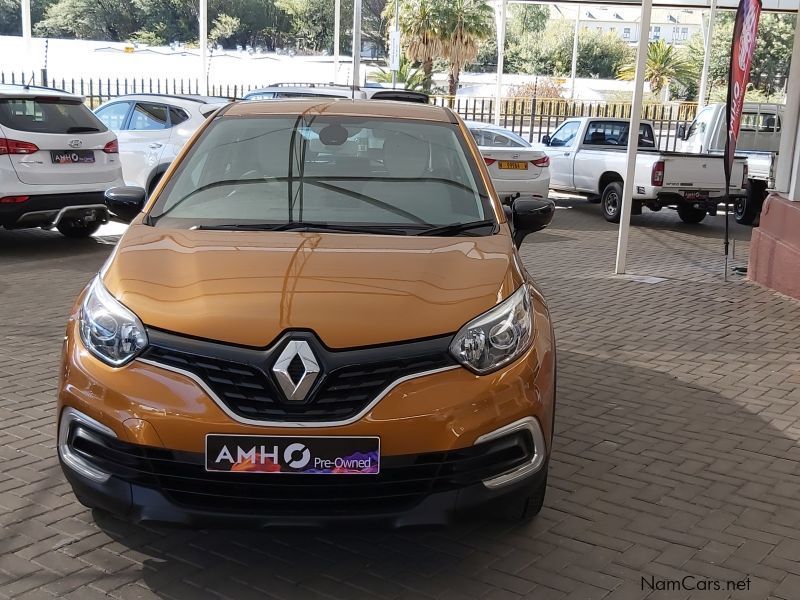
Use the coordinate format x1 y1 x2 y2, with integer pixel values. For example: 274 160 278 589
775 13 800 196
570 4 580 100
199 0 208 95
494 0 507 126
21 0 32 79
392 0 399 88
352 0 362 88
698 0 717 109
334 0 341 84
614 0 653 275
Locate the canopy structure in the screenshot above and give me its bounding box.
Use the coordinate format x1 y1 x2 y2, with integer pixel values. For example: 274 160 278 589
492 0 799 274
14 0 800 275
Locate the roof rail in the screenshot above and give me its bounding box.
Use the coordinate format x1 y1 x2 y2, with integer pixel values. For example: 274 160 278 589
0 82 73 95
113 93 230 103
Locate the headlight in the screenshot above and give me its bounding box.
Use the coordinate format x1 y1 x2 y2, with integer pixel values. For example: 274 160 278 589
78 277 148 367
449 284 534 374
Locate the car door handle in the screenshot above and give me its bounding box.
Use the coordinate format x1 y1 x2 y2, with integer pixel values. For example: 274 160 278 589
562 152 571 156
148 143 163 149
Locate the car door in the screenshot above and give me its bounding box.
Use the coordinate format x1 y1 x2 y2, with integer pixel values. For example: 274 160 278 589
94 101 133 182
122 102 171 188
545 121 581 189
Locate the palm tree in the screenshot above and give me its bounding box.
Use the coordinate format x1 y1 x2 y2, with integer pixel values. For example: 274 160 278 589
389 0 442 92
438 0 494 96
372 56 427 90
618 39 694 99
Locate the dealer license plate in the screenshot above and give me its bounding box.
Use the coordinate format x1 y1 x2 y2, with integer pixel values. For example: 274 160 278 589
205 434 380 474
683 190 709 201
51 150 95 164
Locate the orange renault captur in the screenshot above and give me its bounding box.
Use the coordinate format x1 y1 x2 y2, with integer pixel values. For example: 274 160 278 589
58 99 557 527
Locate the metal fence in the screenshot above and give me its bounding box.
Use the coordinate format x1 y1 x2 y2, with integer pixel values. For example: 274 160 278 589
431 96 700 152
0 71 267 107
2 71 700 151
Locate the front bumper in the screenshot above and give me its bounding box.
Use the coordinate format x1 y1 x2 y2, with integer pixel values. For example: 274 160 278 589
492 176 551 200
58 294 556 526
59 407 549 527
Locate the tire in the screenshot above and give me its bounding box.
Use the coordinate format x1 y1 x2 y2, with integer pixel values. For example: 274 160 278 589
148 173 163 196
501 469 548 521
735 179 766 226
56 221 101 238
601 181 623 223
677 204 706 224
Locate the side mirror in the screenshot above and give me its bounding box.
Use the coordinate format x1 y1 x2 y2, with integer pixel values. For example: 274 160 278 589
104 186 146 223
541 134 551 145
511 198 554 247
677 124 687 140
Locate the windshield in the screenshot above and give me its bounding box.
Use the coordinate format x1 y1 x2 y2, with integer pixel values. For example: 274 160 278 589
148 114 492 233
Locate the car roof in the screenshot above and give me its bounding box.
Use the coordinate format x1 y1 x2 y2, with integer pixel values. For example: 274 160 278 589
225 99 454 123
107 93 229 105
0 83 83 101
244 86 354 98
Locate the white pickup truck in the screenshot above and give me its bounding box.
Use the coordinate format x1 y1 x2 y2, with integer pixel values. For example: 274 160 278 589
676 102 782 225
543 117 748 224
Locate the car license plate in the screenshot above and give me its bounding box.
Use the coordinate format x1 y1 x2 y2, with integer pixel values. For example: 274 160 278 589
205 434 380 474
498 161 528 170
51 150 95 164
683 190 709 201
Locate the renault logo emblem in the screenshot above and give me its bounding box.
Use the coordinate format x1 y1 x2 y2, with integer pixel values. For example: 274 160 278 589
68 139 82 148
272 340 320 401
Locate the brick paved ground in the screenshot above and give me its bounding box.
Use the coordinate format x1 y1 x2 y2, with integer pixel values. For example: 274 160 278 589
1 201 799 600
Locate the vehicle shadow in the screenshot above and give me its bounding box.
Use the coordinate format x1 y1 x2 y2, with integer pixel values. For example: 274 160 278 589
87 350 794 600
0 228 119 264
552 195 754 242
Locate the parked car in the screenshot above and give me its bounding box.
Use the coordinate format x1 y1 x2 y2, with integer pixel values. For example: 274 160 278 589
465 121 550 201
676 102 782 225
543 117 748 224
93 94 228 195
0 84 123 237
242 84 429 103
58 100 556 527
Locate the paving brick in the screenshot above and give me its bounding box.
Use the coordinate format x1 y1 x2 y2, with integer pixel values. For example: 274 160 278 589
2 207 800 599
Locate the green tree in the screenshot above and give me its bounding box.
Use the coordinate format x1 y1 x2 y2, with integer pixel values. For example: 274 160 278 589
618 39 694 98
371 55 426 89
390 0 442 91
209 14 240 45
474 3 549 74
686 12 796 101
521 20 632 79
437 0 493 95
35 0 144 40
0 0 57 36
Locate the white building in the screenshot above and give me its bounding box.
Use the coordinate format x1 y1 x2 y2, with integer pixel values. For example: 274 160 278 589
549 4 703 46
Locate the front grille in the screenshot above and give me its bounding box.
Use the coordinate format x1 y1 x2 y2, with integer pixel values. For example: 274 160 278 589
141 330 456 423
68 425 534 515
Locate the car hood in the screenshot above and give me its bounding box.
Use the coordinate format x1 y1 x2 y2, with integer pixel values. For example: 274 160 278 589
102 224 523 348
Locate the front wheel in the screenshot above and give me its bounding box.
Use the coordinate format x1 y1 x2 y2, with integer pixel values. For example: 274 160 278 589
677 204 706 224
56 221 101 238
735 179 766 226
601 181 623 223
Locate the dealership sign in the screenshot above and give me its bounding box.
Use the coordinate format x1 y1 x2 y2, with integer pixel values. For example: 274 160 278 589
724 0 762 184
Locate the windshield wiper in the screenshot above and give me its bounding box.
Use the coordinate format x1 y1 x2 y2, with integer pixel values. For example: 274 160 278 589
194 221 409 235
415 219 497 237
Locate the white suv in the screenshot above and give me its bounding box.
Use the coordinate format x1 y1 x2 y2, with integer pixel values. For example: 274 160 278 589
94 94 228 194
0 84 123 237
